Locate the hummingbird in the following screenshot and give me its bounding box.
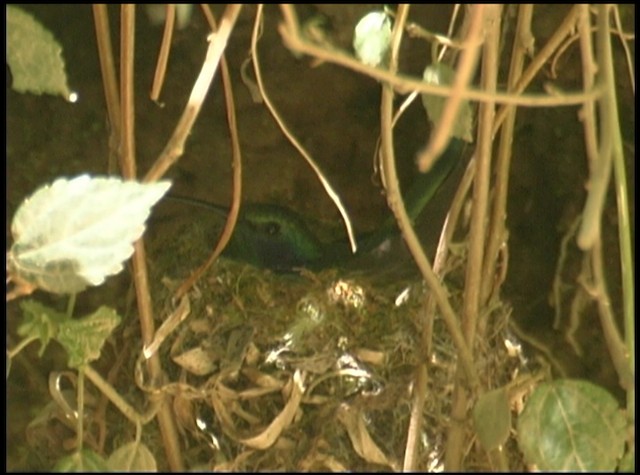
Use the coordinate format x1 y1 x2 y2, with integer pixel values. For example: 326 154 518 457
170 139 464 272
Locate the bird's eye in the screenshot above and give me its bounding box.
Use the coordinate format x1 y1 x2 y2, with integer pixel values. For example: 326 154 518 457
264 221 281 235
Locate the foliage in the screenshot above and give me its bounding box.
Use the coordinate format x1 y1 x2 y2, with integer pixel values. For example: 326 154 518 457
6 5 73 100
6 4 634 472
517 379 626 471
7 175 170 295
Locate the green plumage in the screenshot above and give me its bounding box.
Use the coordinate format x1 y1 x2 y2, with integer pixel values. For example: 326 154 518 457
171 139 464 272
223 203 324 272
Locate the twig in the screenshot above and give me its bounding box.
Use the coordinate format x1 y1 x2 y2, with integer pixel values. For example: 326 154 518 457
574 1 634 422
119 5 136 179
445 6 503 471
594 5 634 418
378 5 479 391
566 253 591 357
119 6 183 470
576 5 600 185
76 368 85 451
576 5 614 251
492 5 582 136
589 240 633 392
252 5 358 253
84 364 159 426
278 5 601 108
551 216 582 330
150 5 175 102
6 334 38 359
92 5 121 174
463 3 501 345
174 5 244 300
550 6 635 96
611 5 635 95
481 3 532 304
144 5 243 182
403 363 427 470
415 5 484 172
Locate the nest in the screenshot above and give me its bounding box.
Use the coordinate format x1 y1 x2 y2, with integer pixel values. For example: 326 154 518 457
142 218 532 471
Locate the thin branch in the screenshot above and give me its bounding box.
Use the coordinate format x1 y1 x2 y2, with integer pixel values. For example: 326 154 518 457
278 4 601 108
481 4 532 304
92 5 121 173
119 5 136 179
576 5 600 173
594 4 634 418
463 3 501 344
445 6 503 471
76 369 85 450
576 6 614 250
174 5 244 300
150 5 175 102
416 5 484 172
611 5 635 95
84 364 159 426
144 5 242 182
551 216 582 330
403 363 428 470
119 6 183 470
378 5 479 390
253 5 358 253
492 5 582 136
589 240 633 392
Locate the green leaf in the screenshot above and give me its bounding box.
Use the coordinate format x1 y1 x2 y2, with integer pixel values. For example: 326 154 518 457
517 379 626 471
17 299 69 356
473 387 511 451
53 448 110 472
108 441 158 471
353 11 392 67
421 63 474 143
56 306 121 368
6 5 73 100
8 175 171 295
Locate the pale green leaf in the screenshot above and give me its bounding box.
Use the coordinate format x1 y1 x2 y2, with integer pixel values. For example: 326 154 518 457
108 441 158 471
6 5 73 100
353 11 392 67
421 63 474 143
473 387 511 451
56 306 121 368
8 175 171 294
17 299 69 357
517 379 626 471
53 448 110 472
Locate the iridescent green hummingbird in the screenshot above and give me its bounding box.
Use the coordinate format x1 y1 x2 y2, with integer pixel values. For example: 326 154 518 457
172 139 464 272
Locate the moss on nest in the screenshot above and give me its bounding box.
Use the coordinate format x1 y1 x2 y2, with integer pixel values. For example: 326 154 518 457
144 217 532 471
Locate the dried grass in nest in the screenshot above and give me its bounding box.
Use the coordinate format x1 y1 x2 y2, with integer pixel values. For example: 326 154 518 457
145 221 533 470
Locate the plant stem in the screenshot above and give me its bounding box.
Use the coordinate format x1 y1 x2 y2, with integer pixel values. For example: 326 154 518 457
144 5 242 182
76 367 85 451
84 364 158 425
149 5 175 101
174 5 244 300
379 6 478 391
446 6 502 471
119 5 183 470
595 4 634 419
278 5 598 108
6 335 38 359
66 292 77 318
92 5 121 173
480 3 532 304
253 5 357 254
